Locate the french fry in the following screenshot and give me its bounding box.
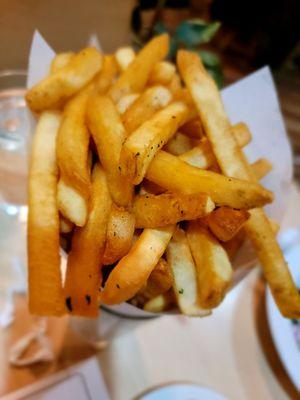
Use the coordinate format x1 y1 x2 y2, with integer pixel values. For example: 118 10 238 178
95 54 119 94
148 61 176 86
87 94 133 207
146 151 273 210
100 225 175 305
187 220 233 309
103 205 135 265
140 180 165 195
56 90 91 226
180 118 204 139
26 47 102 112
164 132 199 156
167 73 182 98
223 229 246 261
50 52 74 74
167 228 211 316
120 101 190 184
138 258 173 299
133 192 214 228
252 158 273 180
117 93 140 114
115 46 135 71
122 85 172 134
60 215 74 234
178 50 300 317
143 290 175 313
64 164 112 317
28 111 65 316
178 124 251 169
207 207 250 242
109 34 169 103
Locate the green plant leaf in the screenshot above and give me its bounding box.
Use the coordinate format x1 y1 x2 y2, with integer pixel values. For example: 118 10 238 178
198 50 221 68
206 65 224 88
175 19 221 47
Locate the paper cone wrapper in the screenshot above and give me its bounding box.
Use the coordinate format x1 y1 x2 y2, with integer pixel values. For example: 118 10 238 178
27 31 293 321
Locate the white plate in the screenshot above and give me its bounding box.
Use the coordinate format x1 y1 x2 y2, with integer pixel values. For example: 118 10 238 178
137 383 227 400
266 229 300 391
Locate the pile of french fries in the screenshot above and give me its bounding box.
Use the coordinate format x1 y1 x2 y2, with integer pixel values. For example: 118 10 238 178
27 34 300 319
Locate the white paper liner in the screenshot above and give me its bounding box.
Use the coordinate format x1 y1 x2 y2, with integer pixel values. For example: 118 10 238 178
26 31 293 320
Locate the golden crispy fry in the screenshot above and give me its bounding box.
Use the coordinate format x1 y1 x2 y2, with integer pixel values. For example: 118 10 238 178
252 158 273 180
57 179 88 227
140 180 165 195
223 229 246 261
143 290 175 313
122 85 172 134
95 54 119 94
87 94 133 207
50 52 74 74
26 48 102 112
167 73 182 98
109 34 169 103
207 206 250 242
100 225 175 305
180 118 204 139
120 102 190 184
117 93 140 114
115 46 135 71
60 215 74 234
103 205 135 265
187 221 233 309
178 50 300 317
233 122 252 147
64 165 112 317
178 124 251 170
146 151 273 209
28 111 65 316
133 192 214 228
56 90 91 226
167 228 211 316
138 258 173 299
148 61 176 86
164 132 199 156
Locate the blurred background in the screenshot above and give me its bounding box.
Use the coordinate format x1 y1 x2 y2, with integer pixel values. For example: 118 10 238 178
0 0 299 178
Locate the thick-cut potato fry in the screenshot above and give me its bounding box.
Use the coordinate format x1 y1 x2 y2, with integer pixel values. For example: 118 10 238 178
115 47 135 71
167 228 211 316
223 229 246 261
143 290 175 313
95 54 119 94
109 34 169 103
187 221 233 309
252 158 273 180
120 102 190 184
167 73 182 98
164 132 199 156
50 52 74 74
60 215 74 234
233 122 252 147
146 151 273 209
180 118 204 139
28 111 65 316
57 179 88 227
64 165 112 317
178 50 300 317
138 258 173 299
87 94 133 207
207 206 250 242
117 93 140 114
56 90 91 226
122 85 172 134
103 205 135 265
148 61 176 86
178 124 251 170
140 180 165 195
133 192 214 228
100 225 175 305
26 48 102 112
